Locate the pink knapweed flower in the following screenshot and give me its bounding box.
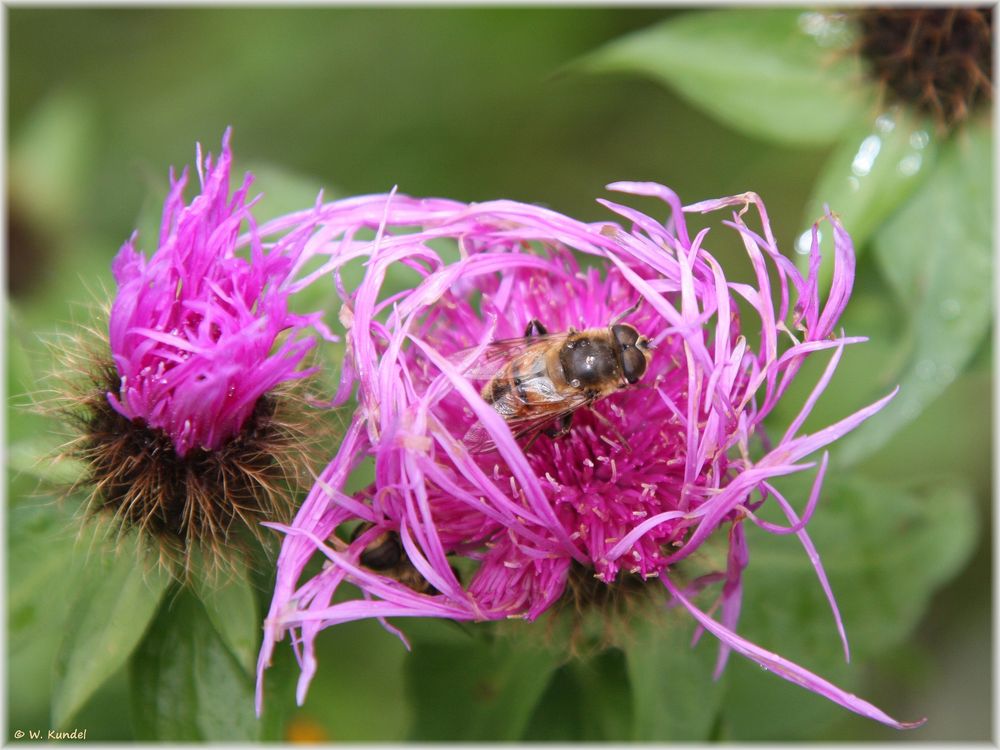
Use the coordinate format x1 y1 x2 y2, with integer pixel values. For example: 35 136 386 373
256 184 922 729
109 128 324 456
69 129 331 568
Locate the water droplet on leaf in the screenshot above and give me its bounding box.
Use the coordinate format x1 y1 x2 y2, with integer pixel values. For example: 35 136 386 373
875 113 897 133
795 229 817 256
797 11 853 48
851 134 882 176
909 130 930 150
898 153 922 176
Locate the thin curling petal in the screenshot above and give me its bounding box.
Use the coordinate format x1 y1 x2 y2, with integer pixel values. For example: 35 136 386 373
662 575 925 730
817 207 857 338
257 182 906 731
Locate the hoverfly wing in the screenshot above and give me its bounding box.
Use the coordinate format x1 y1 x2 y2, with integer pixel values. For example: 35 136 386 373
462 421 497 454
449 335 561 380
463 385 591 454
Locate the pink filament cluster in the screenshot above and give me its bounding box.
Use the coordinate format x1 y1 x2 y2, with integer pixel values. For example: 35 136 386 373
108 130 329 457
254 183 920 729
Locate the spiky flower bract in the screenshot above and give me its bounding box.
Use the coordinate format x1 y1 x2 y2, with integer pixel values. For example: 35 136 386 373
856 7 993 129
255 185 922 729
63 129 332 575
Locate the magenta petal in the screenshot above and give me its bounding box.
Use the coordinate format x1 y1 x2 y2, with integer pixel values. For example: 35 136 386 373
662 575 925 730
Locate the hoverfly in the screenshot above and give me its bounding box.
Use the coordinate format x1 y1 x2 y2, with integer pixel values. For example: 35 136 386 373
350 523 438 594
459 301 653 453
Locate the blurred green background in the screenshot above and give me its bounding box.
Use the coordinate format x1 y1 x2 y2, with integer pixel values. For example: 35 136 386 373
6 6 991 743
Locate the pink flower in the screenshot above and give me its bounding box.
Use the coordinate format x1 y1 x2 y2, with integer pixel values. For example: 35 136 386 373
107 128 324 457
255 184 922 730
73 129 335 568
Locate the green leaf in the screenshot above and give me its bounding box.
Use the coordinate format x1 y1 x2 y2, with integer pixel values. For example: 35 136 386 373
405 628 561 740
876 125 992 302
797 108 940 289
51 535 171 728
578 9 868 146
521 664 588 741
193 571 260 675
255 633 302 742
624 608 726 740
130 588 260 741
858 370 992 500
7 499 80 728
523 649 633 740
835 124 992 465
743 477 976 658
8 501 79 653
572 648 634 740
723 475 977 738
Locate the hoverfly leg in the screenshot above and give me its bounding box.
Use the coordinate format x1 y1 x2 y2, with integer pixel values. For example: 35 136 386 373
524 319 548 338
543 412 573 439
522 430 544 452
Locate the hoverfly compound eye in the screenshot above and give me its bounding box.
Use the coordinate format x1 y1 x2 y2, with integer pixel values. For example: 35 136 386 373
621 348 647 384
611 324 649 384
611 324 639 350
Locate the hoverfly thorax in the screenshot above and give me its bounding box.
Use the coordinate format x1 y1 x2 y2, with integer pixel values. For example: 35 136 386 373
558 335 619 389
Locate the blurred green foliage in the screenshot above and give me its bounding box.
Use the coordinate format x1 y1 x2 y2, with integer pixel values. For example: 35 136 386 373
6 6 991 744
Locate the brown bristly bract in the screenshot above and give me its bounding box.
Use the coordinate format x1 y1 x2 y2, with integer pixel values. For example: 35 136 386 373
38 311 333 583
853 7 993 131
